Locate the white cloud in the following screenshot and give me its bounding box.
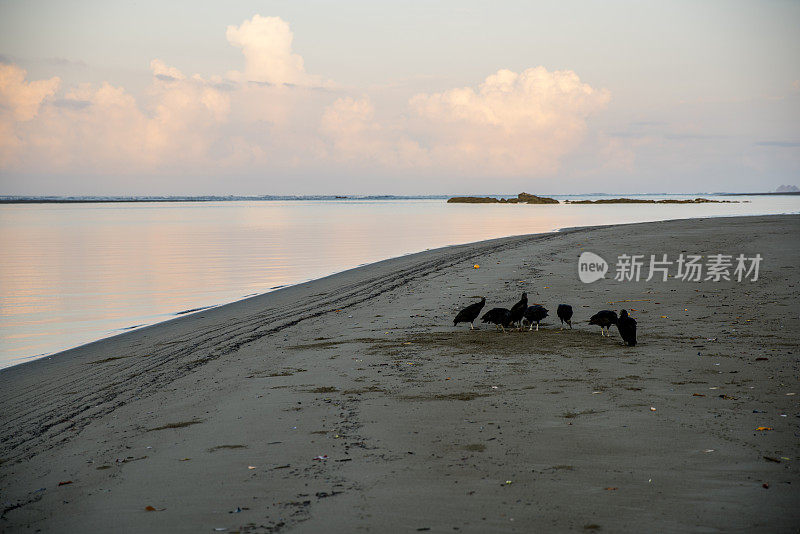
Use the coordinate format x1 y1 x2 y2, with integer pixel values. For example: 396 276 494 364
407 67 610 175
34 82 148 171
319 96 426 168
318 67 611 177
150 59 186 82
321 97 382 160
0 63 60 167
145 60 231 161
0 63 60 121
1 15 336 179
2 60 235 174
1 17 617 189
226 15 323 87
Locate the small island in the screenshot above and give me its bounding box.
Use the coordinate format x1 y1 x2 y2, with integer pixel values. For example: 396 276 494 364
447 192 559 204
447 194 739 205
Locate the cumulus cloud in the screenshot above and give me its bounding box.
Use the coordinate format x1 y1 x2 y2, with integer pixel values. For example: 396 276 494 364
0 15 337 178
146 59 231 153
0 63 60 121
320 97 426 168
318 67 610 176
320 98 383 159
1 60 235 174
0 63 60 167
1 15 615 188
407 67 610 175
151 58 186 82
226 15 323 87
30 82 148 171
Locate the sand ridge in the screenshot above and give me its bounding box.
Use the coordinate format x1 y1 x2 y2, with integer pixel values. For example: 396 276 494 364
1 215 798 532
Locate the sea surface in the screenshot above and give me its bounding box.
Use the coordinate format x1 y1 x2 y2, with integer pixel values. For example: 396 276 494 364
1 194 798 369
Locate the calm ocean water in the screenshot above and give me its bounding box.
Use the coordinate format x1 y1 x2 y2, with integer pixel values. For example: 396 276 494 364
1 195 798 368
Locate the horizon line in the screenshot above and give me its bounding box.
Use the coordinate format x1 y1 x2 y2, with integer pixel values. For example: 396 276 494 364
2 191 798 204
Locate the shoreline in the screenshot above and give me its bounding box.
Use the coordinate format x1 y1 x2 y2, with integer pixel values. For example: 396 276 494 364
2 226 572 372
6 211 799 372
1 191 798 204
1 214 799 532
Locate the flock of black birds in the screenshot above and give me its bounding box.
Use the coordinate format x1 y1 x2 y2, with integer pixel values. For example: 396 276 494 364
453 292 637 346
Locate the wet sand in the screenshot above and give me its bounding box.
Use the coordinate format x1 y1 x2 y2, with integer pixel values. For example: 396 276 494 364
1 215 798 533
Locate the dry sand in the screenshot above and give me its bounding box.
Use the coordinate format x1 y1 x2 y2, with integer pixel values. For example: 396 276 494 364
1 215 798 533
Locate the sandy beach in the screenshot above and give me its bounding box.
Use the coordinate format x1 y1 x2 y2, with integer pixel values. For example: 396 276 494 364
1 214 798 533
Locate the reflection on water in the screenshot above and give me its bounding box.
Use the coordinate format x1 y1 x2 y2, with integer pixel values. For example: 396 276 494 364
0 196 798 368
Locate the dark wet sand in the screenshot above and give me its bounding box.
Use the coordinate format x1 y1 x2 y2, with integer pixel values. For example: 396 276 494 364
1 215 798 533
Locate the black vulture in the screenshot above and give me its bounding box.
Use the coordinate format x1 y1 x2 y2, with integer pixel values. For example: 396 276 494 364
617 309 637 346
508 292 528 330
523 305 548 331
453 297 485 330
557 304 573 329
481 308 512 332
589 310 618 337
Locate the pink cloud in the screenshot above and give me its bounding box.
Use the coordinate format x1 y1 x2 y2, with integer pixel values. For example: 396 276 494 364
226 15 325 87
0 63 60 121
407 67 610 175
1 17 613 184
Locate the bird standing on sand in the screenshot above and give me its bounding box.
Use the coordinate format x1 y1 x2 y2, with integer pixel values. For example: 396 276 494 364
509 292 528 330
617 309 637 346
453 297 485 330
589 310 618 336
557 304 573 329
481 308 512 333
523 305 548 331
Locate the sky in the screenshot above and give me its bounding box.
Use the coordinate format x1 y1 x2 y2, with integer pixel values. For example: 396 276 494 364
0 0 798 195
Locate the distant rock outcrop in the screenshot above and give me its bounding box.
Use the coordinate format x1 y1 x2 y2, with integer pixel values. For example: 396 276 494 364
514 192 559 204
447 196 501 204
447 192 559 204
775 184 799 193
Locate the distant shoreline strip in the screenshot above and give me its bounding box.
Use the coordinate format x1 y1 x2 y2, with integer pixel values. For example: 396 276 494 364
0 191 796 204
0 196 450 204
